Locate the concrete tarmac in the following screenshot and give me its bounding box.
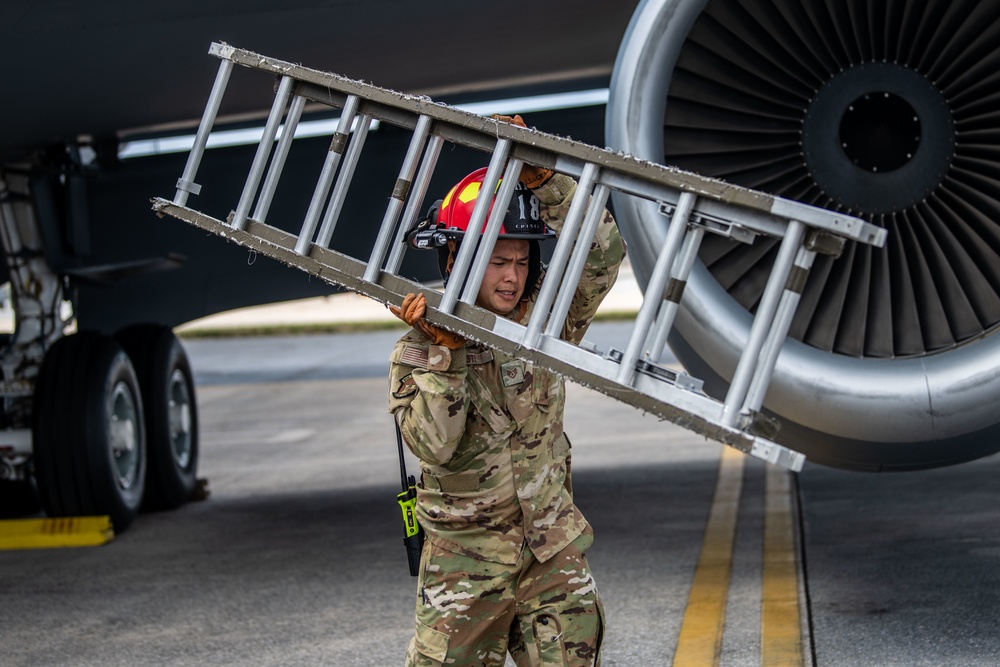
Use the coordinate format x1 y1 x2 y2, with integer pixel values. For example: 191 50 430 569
2 326 1000 666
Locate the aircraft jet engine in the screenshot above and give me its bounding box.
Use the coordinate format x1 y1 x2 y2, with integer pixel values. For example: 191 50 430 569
607 0 1000 470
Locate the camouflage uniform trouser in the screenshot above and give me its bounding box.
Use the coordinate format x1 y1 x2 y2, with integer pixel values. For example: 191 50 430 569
405 528 604 667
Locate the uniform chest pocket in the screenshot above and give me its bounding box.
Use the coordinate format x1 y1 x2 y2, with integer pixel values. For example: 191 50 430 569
505 367 559 424
467 369 515 435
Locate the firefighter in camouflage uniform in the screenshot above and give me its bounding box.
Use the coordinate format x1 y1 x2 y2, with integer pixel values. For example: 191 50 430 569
389 115 626 667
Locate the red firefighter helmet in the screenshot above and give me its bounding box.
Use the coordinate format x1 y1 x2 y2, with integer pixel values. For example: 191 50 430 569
403 167 554 291
435 167 555 240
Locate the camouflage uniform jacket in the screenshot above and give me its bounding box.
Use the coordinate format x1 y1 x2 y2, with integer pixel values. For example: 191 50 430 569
388 173 625 565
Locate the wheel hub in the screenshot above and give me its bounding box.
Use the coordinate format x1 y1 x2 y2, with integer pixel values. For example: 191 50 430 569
110 381 140 490
168 368 193 469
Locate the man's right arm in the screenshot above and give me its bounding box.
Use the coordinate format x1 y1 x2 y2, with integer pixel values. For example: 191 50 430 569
388 337 470 466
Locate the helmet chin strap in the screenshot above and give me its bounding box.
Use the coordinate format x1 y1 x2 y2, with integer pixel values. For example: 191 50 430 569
445 239 457 277
510 299 528 323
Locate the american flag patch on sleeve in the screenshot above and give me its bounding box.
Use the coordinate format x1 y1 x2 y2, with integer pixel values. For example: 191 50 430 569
399 345 429 368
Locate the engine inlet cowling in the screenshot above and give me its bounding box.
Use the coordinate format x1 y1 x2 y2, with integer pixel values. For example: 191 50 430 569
607 0 1000 470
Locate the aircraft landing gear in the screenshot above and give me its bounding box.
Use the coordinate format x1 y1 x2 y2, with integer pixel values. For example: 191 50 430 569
1 166 199 532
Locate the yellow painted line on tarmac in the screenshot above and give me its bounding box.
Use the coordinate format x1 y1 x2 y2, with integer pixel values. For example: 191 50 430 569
762 465 804 666
0 516 114 550
673 446 745 666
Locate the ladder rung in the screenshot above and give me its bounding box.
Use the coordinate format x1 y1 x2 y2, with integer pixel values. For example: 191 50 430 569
363 115 433 284
173 57 233 206
385 134 444 274
523 162 601 348
742 245 817 418
438 139 512 314
460 158 525 306
231 75 295 231
294 94 362 255
316 113 374 249
644 226 706 362
616 191 697 386
544 182 612 340
721 221 808 428
253 94 307 225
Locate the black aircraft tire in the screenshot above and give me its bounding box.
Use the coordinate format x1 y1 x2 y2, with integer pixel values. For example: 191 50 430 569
32 332 146 531
116 324 199 511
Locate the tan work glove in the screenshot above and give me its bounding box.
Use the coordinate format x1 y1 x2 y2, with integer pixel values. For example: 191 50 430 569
491 114 555 189
389 293 465 350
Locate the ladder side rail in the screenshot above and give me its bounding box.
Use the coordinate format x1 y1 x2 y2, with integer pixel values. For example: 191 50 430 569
695 197 786 240
214 43 881 249
293 94 361 255
521 163 602 348
770 197 887 248
644 226 706 361
494 316 725 424
472 288 802 469
543 183 612 340
253 94 307 224
433 120 518 154
438 140 512 314
587 164 685 205
593 167 799 250
315 113 374 249
152 196 804 470
173 57 234 206
217 42 742 212
385 135 445 274
615 192 698 386
362 115 434 284
230 75 295 231
596 164 882 250
720 220 808 427
741 244 817 418
460 159 525 306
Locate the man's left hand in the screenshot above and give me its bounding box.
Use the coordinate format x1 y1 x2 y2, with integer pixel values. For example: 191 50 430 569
390 293 465 350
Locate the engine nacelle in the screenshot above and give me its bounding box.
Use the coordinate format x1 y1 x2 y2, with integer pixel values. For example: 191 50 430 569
607 0 1000 470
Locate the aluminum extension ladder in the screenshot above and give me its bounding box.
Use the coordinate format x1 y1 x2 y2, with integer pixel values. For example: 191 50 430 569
153 43 887 471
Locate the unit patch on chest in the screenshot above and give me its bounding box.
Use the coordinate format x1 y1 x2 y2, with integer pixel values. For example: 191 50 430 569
501 360 525 387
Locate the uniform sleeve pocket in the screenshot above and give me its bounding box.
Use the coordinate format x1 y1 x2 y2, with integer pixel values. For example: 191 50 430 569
413 619 450 663
552 432 570 458
532 370 549 406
